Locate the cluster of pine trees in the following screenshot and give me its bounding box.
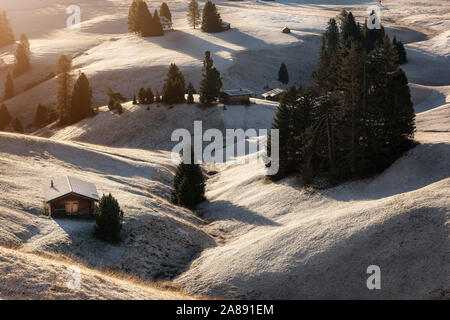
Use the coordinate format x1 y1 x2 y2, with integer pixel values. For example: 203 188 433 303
267 10 415 184
201 1 224 33
55 55 94 125
0 103 23 133
0 11 14 47
128 0 167 37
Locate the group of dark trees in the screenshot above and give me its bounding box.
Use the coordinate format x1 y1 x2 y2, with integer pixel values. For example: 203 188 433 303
55 55 94 125
267 10 415 184
128 0 169 37
0 103 23 133
107 88 126 114
201 1 223 33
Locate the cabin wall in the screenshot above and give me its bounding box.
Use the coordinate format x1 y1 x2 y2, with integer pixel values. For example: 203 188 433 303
49 194 94 217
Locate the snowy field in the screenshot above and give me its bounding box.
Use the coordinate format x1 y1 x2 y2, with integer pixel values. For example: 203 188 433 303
0 0 449 299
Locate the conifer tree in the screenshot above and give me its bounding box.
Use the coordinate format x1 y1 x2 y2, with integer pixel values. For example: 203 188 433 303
187 0 201 29
107 88 126 113
199 51 222 104
138 87 146 104
4 72 14 100
170 149 206 208
94 193 124 243
146 87 154 104
187 82 195 104
160 2 172 21
13 43 30 77
34 104 48 127
392 36 407 64
12 118 23 133
278 63 289 84
132 95 137 104
151 10 164 36
201 1 222 33
137 0 153 37
70 73 93 124
128 0 139 33
162 63 185 104
19 33 30 54
155 88 161 102
0 104 12 130
0 11 15 47
338 10 360 49
55 55 73 125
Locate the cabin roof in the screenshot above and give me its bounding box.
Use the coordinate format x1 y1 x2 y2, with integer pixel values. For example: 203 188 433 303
262 88 284 98
160 16 172 26
44 176 99 203
222 89 253 96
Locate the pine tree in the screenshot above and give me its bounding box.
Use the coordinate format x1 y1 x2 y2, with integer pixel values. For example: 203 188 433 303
0 104 12 130
94 193 124 243
151 10 164 36
13 43 30 77
55 55 73 125
392 36 407 64
128 0 139 33
138 87 146 104
362 17 385 53
34 104 48 127
0 11 15 47
187 0 201 29
137 0 153 37
278 63 289 84
70 73 93 124
338 10 361 50
199 51 222 104
162 63 186 104
4 72 14 100
12 118 23 133
187 82 195 104
170 150 206 208
201 1 222 33
132 95 137 104
155 88 161 102
146 87 154 104
160 2 172 21
19 33 30 54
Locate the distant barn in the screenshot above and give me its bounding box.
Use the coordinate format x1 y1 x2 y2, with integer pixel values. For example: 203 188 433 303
220 89 253 105
282 27 291 34
221 21 231 31
262 88 285 101
44 176 99 217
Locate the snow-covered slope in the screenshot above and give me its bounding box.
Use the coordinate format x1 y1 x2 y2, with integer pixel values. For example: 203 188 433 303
0 246 191 300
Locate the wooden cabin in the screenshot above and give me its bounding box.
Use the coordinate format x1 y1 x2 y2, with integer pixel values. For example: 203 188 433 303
282 27 291 34
220 89 253 105
44 176 99 217
160 16 173 32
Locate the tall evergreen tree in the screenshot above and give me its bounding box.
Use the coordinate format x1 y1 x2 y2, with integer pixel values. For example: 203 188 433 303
199 51 222 104
34 104 48 127
128 0 139 33
4 72 14 100
162 63 186 104
338 10 360 50
278 63 289 84
155 88 161 102
392 36 408 64
138 87 146 104
170 150 206 209
146 87 154 104
13 43 30 77
160 2 172 21
19 33 30 54
201 1 222 33
70 73 93 124
151 10 164 36
137 0 153 37
94 193 124 243
107 88 126 113
187 0 201 29
0 11 15 47
187 82 195 104
55 55 73 125
0 104 12 130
